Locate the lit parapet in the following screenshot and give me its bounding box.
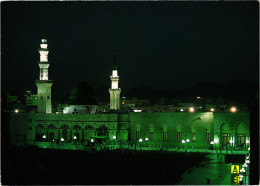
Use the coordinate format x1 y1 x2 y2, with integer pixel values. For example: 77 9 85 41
40 44 48 49
112 70 118 77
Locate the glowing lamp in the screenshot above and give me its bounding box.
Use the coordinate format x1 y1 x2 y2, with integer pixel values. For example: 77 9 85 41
189 107 195 113
15 109 19 113
182 140 186 144
145 137 149 141
73 136 77 140
214 139 219 143
113 136 116 140
180 109 184 112
42 135 46 139
60 138 64 142
186 139 190 143
210 141 214 145
230 107 237 113
139 138 143 142
91 139 94 142
210 108 214 112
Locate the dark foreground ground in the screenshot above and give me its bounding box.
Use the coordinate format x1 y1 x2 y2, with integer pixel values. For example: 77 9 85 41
2 147 207 185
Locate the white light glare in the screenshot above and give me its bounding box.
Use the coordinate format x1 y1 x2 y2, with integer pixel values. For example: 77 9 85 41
182 140 186 144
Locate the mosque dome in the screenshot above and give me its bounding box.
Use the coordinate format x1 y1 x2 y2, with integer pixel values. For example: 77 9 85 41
68 80 97 105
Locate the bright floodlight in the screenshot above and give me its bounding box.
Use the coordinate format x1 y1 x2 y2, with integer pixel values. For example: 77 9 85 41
182 140 186 144
113 136 116 139
73 136 77 140
189 107 195 113
139 138 143 142
60 138 64 142
210 108 214 112
145 137 149 141
210 141 214 145
186 139 190 143
230 106 237 113
91 139 94 142
15 109 19 113
42 135 46 139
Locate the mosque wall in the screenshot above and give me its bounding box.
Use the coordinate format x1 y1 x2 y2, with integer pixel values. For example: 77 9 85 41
9 111 250 150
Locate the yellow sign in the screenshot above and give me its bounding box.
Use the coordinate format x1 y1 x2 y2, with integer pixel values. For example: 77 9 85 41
231 165 239 174
231 175 240 184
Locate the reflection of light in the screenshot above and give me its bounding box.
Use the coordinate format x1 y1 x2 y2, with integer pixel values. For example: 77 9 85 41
182 140 186 144
210 108 214 112
230 106 237 113
189 107 195 113
139 138 143 142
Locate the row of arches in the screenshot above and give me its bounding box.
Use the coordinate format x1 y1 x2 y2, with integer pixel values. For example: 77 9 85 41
36 124 109 130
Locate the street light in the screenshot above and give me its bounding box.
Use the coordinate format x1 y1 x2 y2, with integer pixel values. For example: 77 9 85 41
15 109 19 113
230 106 237 113
229 138 233 154
139 138 143 150
210 108 214 112
73 136 78 150
182 140 186 152
145 137 149 148
210 141 214 152
189 107 195 113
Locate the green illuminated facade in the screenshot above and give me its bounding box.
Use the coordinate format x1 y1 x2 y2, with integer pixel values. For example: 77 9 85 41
9 111 250 151
9 38 250 152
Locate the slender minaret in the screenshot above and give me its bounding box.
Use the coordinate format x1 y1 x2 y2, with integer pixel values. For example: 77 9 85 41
109 55 121 110
35 38 53 113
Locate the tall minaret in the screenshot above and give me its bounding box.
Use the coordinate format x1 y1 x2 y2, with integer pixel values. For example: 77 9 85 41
109 55 121 110
35 38 53 114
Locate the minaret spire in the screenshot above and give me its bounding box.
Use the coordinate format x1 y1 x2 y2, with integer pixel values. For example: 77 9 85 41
35 37 53 114
109 55 121 110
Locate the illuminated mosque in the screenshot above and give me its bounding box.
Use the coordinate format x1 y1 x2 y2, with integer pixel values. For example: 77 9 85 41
9 38 250 151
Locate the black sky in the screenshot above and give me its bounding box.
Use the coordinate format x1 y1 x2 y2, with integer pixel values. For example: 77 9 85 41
2 2 259 98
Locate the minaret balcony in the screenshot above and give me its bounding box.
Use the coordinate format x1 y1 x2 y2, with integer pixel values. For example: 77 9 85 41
35 79 53 84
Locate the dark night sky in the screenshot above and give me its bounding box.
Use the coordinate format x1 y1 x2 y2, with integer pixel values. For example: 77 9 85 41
2 2 259 99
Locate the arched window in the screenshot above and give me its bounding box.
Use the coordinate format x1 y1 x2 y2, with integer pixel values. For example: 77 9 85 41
61 125 69 129
73 125 81 129
62 129 67 140
36 124 44 128
48 124 56 129
85 125 94 130
97 125 108 137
